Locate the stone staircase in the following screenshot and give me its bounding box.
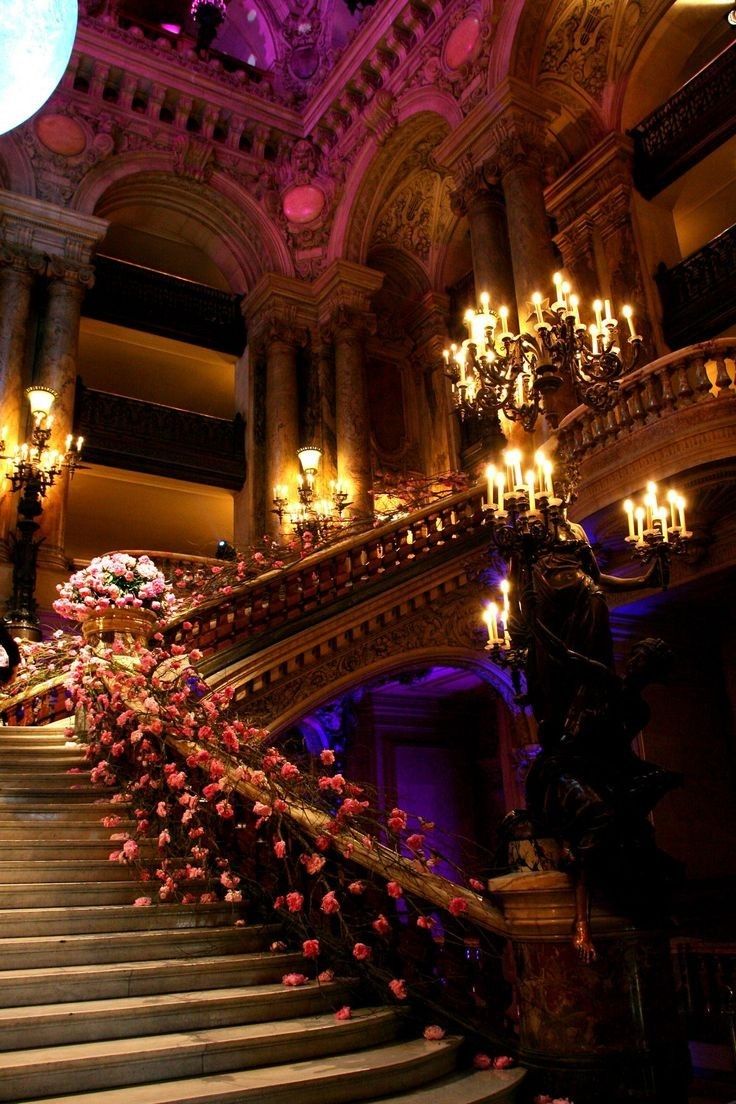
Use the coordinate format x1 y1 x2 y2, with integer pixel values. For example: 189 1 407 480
0 724 524 1104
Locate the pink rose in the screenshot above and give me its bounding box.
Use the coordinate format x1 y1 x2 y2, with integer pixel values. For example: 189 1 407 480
133 897 151 907
347 881 365 895
273 840 287 859
387 882 403 898
423 1025 446 1041
317 969 334 983
389 979 407 1000
282 973 308 987
492 1056 515 1069
448 896 468 917
320 891 340 914
473 1053 492 1070
372 914 391 936
387 807 407 832
352 942 371 961
285 892 304 913
320 749 335 765
302 939 320 958
334 1006 352 1021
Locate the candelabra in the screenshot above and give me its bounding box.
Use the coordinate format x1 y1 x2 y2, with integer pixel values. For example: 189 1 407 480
479 450 693 677
1 387 83 640
445 278 643 433
272 447 351 542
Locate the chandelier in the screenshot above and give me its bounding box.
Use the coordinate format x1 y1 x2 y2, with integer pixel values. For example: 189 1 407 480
272 447 351 542
445 277 643 432
190 0 229 52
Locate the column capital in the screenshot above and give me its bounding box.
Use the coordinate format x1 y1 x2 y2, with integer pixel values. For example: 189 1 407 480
544 132 634 229
404 290 450 350
0 243 45 278
46 256 96 290
243 273 314 351
0 188 108 265
488 107 549 177
449 156 503 218
313 260 384 330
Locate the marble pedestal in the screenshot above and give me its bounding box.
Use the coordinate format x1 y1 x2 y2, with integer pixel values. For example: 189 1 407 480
489 869 690 1102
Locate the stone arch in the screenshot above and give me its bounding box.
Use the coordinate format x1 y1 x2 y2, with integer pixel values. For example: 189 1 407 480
366 244 432 300
330 110 452 267
71 156 292 291
266 646 524 738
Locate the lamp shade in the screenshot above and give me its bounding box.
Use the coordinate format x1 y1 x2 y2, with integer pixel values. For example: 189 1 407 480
26 386 57 418
297 446 322 474
0 0 78 138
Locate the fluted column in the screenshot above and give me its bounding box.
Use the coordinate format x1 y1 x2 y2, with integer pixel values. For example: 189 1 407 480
491 110 557 329
37 259 94 567
315 333 337 489
314 261 384 525
0 247 43 555
451 166 517 329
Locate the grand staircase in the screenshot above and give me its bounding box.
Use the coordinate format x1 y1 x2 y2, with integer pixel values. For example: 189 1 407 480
0 723 524 1104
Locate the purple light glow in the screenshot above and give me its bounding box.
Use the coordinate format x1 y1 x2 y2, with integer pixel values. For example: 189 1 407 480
161 22 182 34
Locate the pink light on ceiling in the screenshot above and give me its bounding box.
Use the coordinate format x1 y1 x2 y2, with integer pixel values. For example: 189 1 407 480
283 184 325 224
161 23 182 34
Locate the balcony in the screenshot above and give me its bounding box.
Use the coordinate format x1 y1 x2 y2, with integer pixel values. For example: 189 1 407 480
656 223 736 349
83 256 247 356
74 382 246 490
630 41 736 199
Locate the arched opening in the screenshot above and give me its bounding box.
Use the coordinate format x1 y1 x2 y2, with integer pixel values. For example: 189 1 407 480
277 662 521 879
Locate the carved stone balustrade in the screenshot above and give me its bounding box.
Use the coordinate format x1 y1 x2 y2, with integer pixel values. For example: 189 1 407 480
656 223 736 349
75 383 246 489
558 339 736 523
83 256 246 355
631 40 736 198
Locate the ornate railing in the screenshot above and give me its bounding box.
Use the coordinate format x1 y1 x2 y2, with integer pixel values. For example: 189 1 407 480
168 485 492 660
75 381 246 490
82 256 246 356
631 41 736 198
656 225 736 348
558 339 736 467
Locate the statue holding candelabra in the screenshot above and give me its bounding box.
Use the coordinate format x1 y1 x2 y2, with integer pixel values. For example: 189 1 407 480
481 448 690 960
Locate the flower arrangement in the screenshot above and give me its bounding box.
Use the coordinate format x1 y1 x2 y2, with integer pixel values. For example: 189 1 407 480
53 553 174 622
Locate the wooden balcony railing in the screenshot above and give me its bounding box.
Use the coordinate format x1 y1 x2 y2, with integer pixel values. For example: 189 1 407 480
558 339 736 468
82 256 246 356
167 485 493 660
656 224 736 349
631 40 736 198
672 937 736 1065
74 382 246 490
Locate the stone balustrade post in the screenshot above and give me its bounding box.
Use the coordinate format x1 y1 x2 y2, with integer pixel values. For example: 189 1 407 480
451 164 517 330
37 258 95 568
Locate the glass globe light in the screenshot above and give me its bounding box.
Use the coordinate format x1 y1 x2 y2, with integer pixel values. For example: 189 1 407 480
0 0 78 138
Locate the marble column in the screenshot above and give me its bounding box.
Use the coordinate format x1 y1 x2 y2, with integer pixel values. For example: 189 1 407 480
332 310 374 522
37 260 94 567
0 247 42 556
315 333 337 489
452 169 518 330
264 318 303 539
595 185 658 357
492 112 557 330
406 291 458 475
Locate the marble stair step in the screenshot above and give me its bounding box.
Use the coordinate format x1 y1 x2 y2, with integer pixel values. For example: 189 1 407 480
0 878 145 908
0 823 116 840
0 735 78 749
0 801 126 821
0 753 84 767
0 789 108 805
16 1036 462 1104
362 1068 526 1103
0 1006 402 1099
0 839 151 861
0 950 306 1006
0 860 152 884
0 979 355 1050
0 924 277 970
0 902 244 937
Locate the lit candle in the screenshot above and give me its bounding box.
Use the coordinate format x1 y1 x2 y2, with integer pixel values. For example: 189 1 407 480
569 293 580 325
542 460 553 497
658 507 669 543
624 499 635 539
667 489 677 530
593 299 603 330
76 436 84 452
499 305 511 338
644 493 654 532
496 472 506 511
484 602 499 644
65 434 73 451
480 291 490 310
561 280 571 310
589 324 599 355
526 470 536 512
552 272 564 310
646 481 659 530
509 450 523 490
443 348 450 366
500 579 510 624
635 507 645 543
532 292 544 325
622 305 636 337
676 495 686 532
604 299 612 324
485 465 496 510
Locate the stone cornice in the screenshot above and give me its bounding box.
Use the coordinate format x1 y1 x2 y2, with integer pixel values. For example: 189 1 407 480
433 78 557 173
0 190 108 263
242 272 317 329
544 132 633 220
313 259 384 323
